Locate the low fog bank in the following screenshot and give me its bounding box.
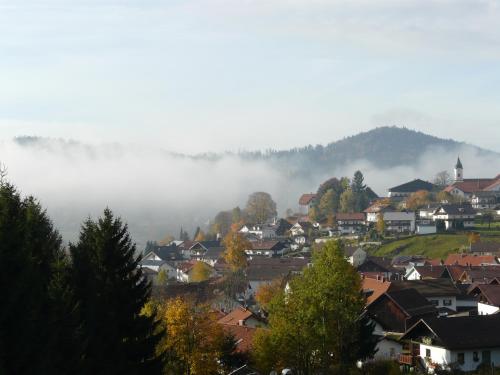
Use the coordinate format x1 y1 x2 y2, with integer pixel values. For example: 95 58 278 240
1 139 498 249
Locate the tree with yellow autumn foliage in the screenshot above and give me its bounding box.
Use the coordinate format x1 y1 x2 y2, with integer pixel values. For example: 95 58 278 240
143 298 225 375
223 224 251 271
255 279 283 312
405 190 431 210
190 261 212 282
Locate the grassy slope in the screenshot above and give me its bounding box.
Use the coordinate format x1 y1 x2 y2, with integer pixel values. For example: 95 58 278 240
371 234 486 260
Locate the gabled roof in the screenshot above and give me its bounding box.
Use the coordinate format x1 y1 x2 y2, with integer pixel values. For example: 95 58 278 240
389 279 460 297
189 240 222 250
246 258 308 281
218 307 254 326
203 247 225 260
402 314 500 350
433 203 476 216
469 284 500 307
250 240 287 251
412 265 447 279
357 256 394 273
299 193 316 205
444 254 498 267
375 288 437 317
389 179 436 193
445 179 497 194
461 266 500 283
147 244 182 261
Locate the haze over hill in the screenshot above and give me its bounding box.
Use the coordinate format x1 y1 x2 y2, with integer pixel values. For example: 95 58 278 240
4 126 499 248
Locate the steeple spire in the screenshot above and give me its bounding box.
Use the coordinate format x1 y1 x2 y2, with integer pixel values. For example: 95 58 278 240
454 156 463 182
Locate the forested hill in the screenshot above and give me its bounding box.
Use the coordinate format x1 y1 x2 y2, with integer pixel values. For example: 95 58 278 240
238 126 497 173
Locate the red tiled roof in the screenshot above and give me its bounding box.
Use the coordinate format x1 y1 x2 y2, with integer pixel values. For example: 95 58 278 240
299 193 316 205
444 254 499 267
445 179 497 194
484 179 500 191
218 307 254 326
362 276 391 305
336 213 365 221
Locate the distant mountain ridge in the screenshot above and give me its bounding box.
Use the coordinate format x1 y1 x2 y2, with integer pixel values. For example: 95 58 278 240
236 126 498 178
13 126 499 173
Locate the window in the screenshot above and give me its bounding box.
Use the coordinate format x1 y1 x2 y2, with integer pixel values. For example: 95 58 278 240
443 299 452 306
426 348 431 358
430 299 439 306
473 352 479 362
457 353 465 365
390 348 395 358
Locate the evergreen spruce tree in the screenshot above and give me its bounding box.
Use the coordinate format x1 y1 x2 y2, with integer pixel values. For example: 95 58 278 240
70 209 163 375
0 183 79 374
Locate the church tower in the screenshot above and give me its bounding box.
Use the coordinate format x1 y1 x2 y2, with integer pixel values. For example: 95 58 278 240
454 157 463 182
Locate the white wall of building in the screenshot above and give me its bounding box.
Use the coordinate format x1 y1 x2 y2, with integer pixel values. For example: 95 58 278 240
420 344 500 372
478 302 500 315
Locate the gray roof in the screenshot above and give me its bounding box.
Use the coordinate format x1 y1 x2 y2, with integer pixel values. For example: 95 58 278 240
403 314 500 350
389 179 435 193
456 156 463 169
203 246 225 260
433 203 476 216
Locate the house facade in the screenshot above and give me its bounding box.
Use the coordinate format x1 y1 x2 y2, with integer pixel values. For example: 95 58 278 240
401 315 500 373
336 213 366 234
432 204 476 231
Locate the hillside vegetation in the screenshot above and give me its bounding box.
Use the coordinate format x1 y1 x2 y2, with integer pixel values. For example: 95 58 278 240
371 234 500 260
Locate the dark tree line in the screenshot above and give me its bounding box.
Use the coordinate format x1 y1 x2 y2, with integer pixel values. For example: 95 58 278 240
0 183 162 375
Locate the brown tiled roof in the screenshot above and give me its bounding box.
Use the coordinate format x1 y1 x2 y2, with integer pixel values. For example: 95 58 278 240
299 193 316 205
389 279 460 297
462 266 500 283
221 325 257 353
218 306 254 326
444 254 498 266
413 265 447 279
445 265 467 282
469 284 500 306
362 277 391 305
246 258 308 281
336 213 365 221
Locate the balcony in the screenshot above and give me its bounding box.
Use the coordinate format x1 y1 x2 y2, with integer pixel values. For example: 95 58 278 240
398 354 414 366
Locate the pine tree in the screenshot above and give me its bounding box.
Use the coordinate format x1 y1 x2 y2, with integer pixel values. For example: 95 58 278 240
70 209 163 374
0 183 79 374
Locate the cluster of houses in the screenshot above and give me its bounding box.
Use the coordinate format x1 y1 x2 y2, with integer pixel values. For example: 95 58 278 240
299 158 500 237
136 157 500 374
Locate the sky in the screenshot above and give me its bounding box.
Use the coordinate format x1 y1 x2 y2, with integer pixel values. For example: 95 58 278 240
1 0 500 152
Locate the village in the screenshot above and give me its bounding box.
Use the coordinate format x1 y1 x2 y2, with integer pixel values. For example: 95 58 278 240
138 158 500 374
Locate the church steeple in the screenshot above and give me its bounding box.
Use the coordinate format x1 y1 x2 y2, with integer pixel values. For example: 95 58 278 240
454 157 463 182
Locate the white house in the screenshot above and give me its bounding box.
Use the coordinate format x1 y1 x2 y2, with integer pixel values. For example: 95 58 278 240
432 204 476 231
401 315 500 373
298 193 316 214
336 213 366 234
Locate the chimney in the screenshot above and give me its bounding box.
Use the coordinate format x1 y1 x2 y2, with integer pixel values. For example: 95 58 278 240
238 320 245 326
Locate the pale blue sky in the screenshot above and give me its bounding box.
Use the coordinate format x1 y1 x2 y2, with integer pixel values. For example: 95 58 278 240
1 0 500 152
